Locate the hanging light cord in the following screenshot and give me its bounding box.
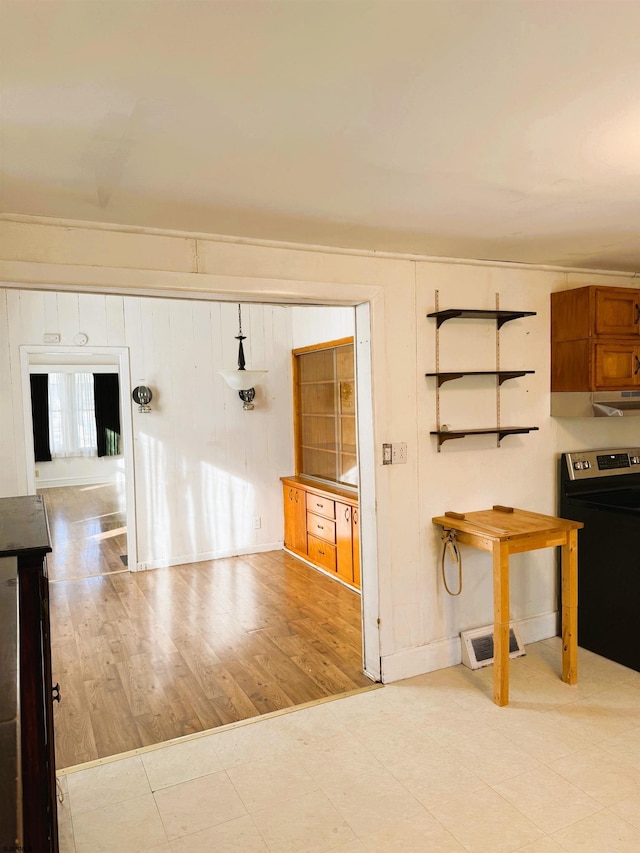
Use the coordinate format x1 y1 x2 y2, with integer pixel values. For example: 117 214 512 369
441 528 463 596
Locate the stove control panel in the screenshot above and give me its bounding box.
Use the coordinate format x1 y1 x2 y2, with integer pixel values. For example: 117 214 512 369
565 447 640 480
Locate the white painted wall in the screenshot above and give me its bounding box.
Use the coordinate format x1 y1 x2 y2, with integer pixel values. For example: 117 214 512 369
1 217 639 681
36 455 121 488
291 306 354 349
0 287 295 569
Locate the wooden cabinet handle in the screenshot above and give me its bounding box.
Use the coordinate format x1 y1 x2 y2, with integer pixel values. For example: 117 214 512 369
294 491 299 503
344 507 350 521
289 489 293 501
353 509 358 525
635 303 640 325
635 355 640 375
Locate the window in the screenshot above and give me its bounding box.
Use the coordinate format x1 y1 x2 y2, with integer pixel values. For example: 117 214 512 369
48 373 98 458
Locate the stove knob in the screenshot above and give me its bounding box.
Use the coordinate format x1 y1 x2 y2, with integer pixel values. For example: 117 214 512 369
583 461 591 469
631 456 640 465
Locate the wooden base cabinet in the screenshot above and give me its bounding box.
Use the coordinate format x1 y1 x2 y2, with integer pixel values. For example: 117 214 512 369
281 477 360 590
336 501 360 587
283 482 307 553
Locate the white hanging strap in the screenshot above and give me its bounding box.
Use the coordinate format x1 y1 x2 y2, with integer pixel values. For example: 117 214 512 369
441 528 463 596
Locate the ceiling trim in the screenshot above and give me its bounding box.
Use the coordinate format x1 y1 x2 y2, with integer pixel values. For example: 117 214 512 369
1 214 637 278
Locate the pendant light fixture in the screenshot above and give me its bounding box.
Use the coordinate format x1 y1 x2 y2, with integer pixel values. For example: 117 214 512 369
219 304 268 410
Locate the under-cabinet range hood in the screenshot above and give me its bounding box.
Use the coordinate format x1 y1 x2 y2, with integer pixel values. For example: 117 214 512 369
551 390 640 418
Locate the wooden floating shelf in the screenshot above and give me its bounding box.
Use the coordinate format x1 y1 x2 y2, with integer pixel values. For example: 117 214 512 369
430 426 540 448
425 370 535 388
427 308 537 329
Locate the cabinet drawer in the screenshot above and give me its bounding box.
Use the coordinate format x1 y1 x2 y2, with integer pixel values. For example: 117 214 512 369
307 512 336 543
307 534 337 572
306 495 335 519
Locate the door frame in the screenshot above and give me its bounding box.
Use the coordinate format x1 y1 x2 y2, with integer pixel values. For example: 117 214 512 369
11 289 382 682
19 344 138 572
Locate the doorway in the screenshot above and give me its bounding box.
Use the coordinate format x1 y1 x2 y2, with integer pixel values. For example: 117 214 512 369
12 294 378 766
20 345 137 581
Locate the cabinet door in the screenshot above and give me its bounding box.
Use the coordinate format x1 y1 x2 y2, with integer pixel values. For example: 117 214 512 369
594 343 640 389
594 288 640 337
335 501 354 584
351 507 360 589
283 485 307 554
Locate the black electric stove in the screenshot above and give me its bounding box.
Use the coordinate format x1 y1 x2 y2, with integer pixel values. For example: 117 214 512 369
559 446 640 672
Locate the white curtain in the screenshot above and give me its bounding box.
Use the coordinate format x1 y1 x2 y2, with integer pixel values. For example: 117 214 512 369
48 373 98 458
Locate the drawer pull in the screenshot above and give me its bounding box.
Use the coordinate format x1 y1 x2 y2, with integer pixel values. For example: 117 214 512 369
344 507 350 521
635 355 640 375
318 549 325 555
318 524 324 530
316 503 323 508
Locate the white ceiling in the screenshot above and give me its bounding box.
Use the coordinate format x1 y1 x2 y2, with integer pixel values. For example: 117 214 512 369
1 0 639 272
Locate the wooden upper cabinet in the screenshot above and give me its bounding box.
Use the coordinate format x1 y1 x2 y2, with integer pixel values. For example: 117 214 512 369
551 286 640 391
594 343 640 389
552 286 640 341
594 288 640 337
293 338 357 488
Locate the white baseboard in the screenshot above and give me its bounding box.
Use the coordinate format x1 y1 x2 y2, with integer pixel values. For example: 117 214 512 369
134 542 282 572
36 474 118 489
380 610 559 683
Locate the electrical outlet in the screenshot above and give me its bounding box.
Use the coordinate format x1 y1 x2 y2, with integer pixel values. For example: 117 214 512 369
382 443 392 465
43 333 61 344
392 442 407 464
35 469 40 478
253 516 261 529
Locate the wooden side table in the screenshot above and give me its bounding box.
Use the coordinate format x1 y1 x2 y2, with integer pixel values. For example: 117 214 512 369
432 507 583 706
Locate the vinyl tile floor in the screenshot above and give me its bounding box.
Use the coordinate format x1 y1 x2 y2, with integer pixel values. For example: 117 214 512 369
57 637 640 853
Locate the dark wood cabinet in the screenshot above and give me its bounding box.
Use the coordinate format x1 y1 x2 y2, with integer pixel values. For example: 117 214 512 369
551 285 640 391
0 496 58 853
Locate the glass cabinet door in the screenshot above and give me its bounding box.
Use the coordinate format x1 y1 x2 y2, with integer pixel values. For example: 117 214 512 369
294 341 356 488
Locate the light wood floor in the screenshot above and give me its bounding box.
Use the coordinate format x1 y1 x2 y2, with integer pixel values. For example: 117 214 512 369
39 482 128 581
46 486 369 769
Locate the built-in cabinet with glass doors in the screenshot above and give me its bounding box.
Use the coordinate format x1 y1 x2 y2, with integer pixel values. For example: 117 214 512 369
281 338 360 589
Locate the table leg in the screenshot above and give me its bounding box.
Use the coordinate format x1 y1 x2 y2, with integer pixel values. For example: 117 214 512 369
561 529 578 685
493 541 510 706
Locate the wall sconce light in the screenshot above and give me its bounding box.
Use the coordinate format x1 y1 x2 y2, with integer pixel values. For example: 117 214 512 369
132 385 153 413
219 304 268 410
